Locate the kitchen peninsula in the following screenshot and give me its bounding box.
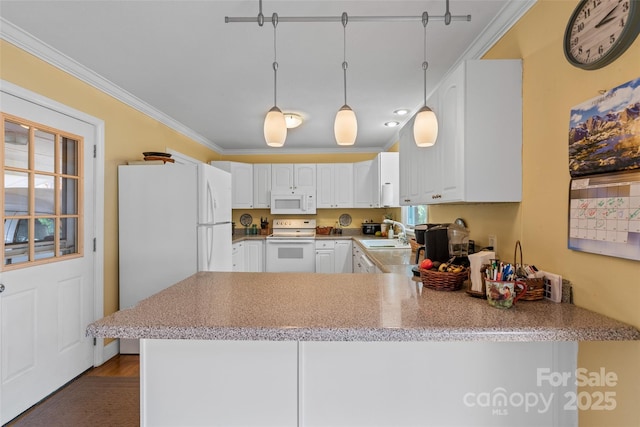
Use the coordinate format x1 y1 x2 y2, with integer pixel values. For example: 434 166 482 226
87 266 639 427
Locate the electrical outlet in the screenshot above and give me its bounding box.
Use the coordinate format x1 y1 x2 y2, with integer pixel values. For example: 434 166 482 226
488 235 497 254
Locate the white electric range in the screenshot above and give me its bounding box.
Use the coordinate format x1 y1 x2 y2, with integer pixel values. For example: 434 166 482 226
266 219 316 272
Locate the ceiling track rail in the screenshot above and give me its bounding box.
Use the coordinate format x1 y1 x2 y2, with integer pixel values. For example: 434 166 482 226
225 14 471 24
227 0 470 25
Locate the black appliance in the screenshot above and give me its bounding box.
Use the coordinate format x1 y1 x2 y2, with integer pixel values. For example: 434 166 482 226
414 223 450 264
361 223 382 235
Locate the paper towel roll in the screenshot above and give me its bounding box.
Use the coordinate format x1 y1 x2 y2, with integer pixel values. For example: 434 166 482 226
468 251 495 292
381 183 393 207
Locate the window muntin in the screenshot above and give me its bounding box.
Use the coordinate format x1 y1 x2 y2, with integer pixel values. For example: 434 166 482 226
2 114 83 268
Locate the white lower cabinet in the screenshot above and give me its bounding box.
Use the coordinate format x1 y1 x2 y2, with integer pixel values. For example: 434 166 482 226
352 242 376 273
244 240 264 272
334 240 352 273
231 241 244 272
315 240 335 273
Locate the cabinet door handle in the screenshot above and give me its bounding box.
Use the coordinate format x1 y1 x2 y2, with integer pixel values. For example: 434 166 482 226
0 283 4 293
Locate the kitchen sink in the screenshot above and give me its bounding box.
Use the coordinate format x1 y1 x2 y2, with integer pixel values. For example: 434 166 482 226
359 239 411 249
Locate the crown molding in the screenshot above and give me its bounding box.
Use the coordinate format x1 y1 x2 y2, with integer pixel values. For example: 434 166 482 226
0 17 224 154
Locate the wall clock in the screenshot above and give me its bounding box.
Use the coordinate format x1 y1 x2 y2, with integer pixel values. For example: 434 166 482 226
564 0 640 70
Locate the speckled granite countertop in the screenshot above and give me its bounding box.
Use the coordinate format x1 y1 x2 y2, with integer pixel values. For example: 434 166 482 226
87 271 640 343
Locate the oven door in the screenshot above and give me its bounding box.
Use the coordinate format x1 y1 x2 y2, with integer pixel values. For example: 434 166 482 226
266 238 316 272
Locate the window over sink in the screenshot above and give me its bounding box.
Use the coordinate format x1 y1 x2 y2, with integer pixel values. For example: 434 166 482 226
402 205 428 237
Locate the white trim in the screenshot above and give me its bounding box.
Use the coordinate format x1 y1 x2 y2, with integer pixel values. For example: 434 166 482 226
0 79 107 367
166 149 201 166
0 1 535 156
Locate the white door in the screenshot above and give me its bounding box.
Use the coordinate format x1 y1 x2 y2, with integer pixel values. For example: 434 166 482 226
1 88 98 423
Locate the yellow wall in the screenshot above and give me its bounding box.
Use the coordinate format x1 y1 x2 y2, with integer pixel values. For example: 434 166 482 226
0 40 221 322
431 1 640 425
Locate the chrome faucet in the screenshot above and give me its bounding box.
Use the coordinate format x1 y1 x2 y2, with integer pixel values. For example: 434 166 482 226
383 219 408 245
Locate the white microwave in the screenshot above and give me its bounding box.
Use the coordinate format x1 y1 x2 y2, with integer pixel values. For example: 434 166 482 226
270 191 316 214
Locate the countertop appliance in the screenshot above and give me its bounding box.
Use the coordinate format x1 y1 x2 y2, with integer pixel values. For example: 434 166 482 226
361 223 382 235
266 219 316 272
414 223 456 264
118 163 232 353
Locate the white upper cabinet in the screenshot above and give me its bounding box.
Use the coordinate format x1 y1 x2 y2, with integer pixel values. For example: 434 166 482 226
399 59 522 205
272 164 316 194
253 164 272 209
211 161 254 208
353 160 377 208
317 163 354 209
354 153 399 208
378 152 399 207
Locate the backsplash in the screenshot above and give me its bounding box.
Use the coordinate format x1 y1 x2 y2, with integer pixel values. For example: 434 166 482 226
232 207 401 232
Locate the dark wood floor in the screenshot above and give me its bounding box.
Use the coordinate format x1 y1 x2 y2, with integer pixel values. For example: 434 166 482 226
7 355 140 426
87 354 140 378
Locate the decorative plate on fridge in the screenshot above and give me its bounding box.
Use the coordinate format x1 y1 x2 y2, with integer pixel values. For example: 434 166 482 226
239 213 253 227
339 213 352 227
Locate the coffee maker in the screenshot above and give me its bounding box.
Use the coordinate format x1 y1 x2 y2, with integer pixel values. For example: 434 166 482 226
414 223 471 265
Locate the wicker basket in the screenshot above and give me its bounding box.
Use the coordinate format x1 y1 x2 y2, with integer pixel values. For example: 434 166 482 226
419 268 468 291
514 240 544 301
316 226 333 235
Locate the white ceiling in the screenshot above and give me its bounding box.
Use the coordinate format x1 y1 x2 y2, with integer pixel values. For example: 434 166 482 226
0 1 534 154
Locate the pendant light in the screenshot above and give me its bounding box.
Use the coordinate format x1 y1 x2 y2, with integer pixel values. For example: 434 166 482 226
264 13 287 147
414 12 438 147
334 12 357 146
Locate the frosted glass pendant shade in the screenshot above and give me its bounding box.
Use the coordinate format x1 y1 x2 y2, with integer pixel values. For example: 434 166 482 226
334 105 357 146
413 105 438 147
264 106 287 147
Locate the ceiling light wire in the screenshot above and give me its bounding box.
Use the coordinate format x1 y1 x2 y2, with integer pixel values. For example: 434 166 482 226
413 11 438 147
342 12 348 107
263 12 287 147
334 12 357 146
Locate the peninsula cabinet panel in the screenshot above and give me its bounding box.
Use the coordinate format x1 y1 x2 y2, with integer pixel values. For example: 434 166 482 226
399 59 522 205
141 339 298 427
299 341 577 427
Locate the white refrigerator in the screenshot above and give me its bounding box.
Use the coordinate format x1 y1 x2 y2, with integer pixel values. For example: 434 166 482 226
118 163 232 353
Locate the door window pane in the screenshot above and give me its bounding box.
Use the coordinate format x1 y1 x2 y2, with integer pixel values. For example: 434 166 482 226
34 129 55 173
60 137 78 176
4 171 29 216
3 120 29 169
2 114 83 267
60 177 78 215
34 174 55 215
59 217 78 256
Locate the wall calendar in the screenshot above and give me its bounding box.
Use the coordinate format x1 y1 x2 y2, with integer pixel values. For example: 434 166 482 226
568 171 640 260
